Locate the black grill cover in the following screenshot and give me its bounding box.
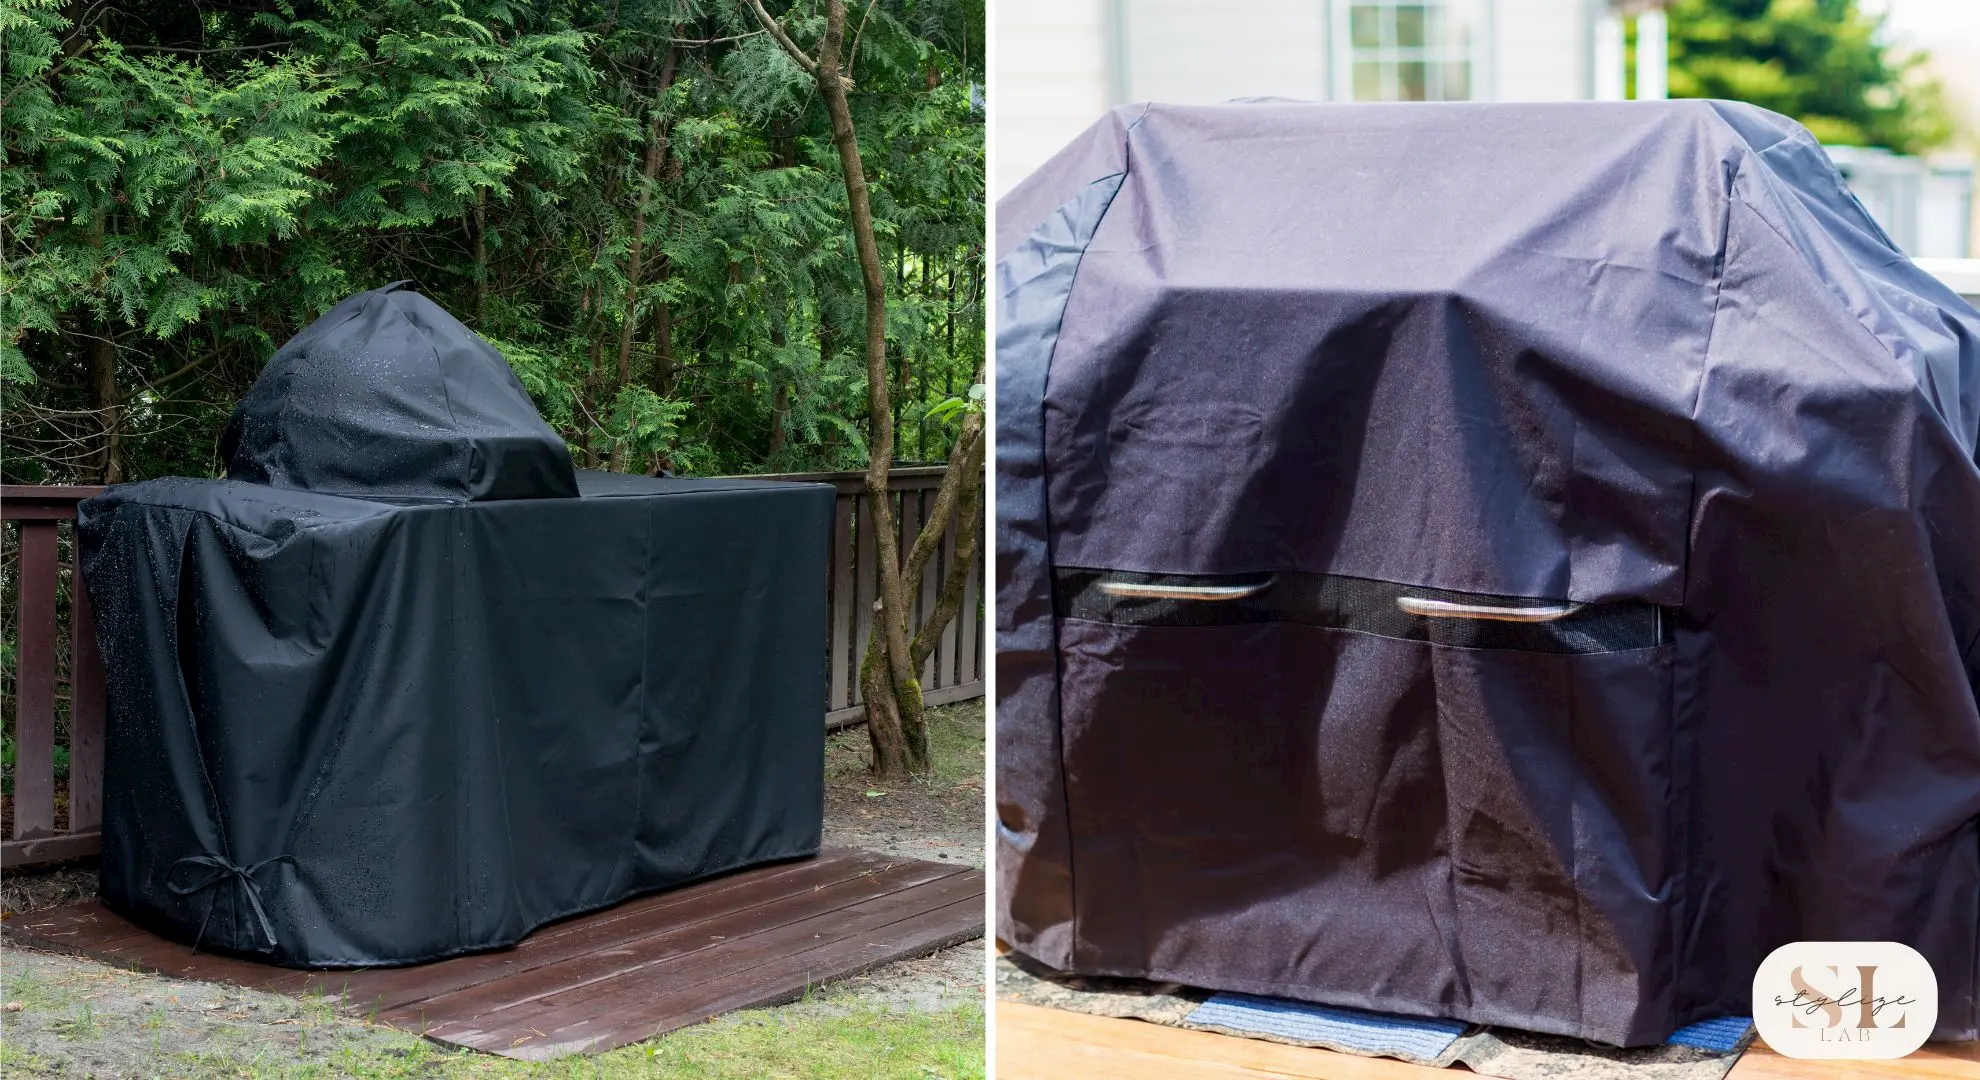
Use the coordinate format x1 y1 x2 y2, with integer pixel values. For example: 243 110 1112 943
219 281 580 502
995 101 1980 1046
79 292 832 968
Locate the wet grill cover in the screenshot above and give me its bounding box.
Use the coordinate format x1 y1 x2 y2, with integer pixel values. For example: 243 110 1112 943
78 285 833 967
219 281 580 502
995 101 1980 1046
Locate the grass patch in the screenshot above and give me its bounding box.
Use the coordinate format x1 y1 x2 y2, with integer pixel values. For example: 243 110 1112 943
0 1042 63 1076
498 1003 984 1080
11 995 983 1079
828 700 985 792
165 1037 466 1079
138 1003 983 1079
3 965 73 1012
48 1000 97 1041
925 703 986 791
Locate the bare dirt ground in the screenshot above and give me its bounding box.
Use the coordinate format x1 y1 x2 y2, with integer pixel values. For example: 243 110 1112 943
821 702 986 870
0 865 97 921
804 700 987 1016
0 702 986 1076
1 949 423 1078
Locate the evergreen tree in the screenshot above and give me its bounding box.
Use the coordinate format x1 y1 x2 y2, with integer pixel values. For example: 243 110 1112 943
1 0 985 485
1664 0 1953 153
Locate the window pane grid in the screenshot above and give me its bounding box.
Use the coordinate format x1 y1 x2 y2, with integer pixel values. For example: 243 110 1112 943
1341 1 1476 103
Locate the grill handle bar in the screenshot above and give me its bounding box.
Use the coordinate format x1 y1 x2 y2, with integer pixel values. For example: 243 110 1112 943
1096 577 1276 602
1396 596 1584 623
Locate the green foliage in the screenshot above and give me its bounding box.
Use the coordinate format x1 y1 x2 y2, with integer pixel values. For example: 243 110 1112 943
1663 0 1954 153
924 380 983 426
1 0 984 482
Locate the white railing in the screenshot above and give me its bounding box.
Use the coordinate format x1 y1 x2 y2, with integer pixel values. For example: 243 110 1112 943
1920 257 1980 306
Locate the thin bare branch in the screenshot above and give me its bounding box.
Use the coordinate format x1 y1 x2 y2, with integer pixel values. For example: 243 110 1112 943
621 28 768 46
737 0 817 72
846 0 878 82
121 42 288 55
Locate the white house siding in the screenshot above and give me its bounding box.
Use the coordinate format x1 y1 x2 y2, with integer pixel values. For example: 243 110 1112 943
996 0 1112 197
1118 0 1330 104
1491 0 1593 101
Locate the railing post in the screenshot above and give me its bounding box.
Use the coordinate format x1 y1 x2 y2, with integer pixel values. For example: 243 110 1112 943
14 520 60 840
829 494 855 716
69 554 106 833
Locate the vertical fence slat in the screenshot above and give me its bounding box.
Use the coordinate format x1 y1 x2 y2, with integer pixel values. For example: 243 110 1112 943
14 520 59 840
937 501 959 690
852 491 878 707
68 542 106 833
960 524 982 686
828 494 855 714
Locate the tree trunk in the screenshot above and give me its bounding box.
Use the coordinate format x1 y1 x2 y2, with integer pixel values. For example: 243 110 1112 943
472 190 488 325
86 326 121 484
739 0 986 780
648 259 676 395
616 45 679 395
582 293 603 469
810 0 925 779
767 383 789 460
901 370 984 589
909 454 983 673
61 0 97 57
83 204 122 484
858 393 984 767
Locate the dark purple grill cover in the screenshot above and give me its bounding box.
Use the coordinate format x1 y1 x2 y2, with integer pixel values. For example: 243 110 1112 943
994 101 1980 1046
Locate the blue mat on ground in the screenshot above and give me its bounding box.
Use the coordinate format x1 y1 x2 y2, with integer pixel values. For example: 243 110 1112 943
1665 1016 1752 1053
1183 994 1468 1058
1184 992 1753 1060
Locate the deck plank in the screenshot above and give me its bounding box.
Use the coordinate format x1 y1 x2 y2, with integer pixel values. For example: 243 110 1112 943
996 1001 1980 1080
375 858 965 1029
429 875 985 1058
1 849 984 1060
998 1001 1416 1079
1734 1037 1980 1079
3 901 137 947
264 849 892 1007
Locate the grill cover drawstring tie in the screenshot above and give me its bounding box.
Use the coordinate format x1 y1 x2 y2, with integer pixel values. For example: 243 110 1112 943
166 853 295 950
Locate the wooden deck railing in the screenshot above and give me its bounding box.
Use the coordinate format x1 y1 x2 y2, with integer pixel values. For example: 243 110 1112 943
0 485 108 869
0 469 982 868
755 467 986 728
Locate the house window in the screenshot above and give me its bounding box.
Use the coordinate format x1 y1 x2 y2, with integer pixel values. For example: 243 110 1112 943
1335 1 1483 102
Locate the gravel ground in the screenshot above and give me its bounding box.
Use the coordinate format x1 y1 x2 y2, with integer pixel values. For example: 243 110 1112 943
808 701 987 1015
0 949 430 1078
0 702 987 1075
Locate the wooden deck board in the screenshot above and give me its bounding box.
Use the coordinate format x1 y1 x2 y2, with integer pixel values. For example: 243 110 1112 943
266 849 902 1009
0 848 984 1060
996 1001 1980 1080
437 885 986 1059
375 857 965 1030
